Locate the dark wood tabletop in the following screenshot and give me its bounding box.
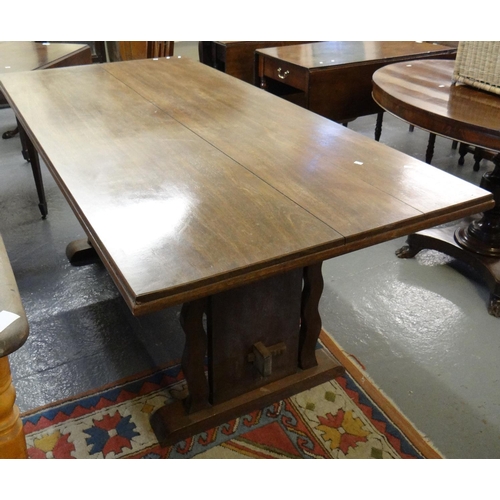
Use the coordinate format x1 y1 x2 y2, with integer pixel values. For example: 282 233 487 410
0 41 93 215
0 41 91 74
0 58 492 315
257 41 454 69
0 42 91 109
372 59 500 152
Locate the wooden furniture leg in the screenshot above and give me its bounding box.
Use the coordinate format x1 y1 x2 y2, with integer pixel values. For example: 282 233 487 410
0 357 27 458
473 147 484 172
458 143 496 171
2 119 28 162
374 111 384 141
179 299 210 413
408 125 458 159
458 142 469 165
21 126 48 218
299 263 324 369
150 264 343 446
425 133 436 164
16 119 30 162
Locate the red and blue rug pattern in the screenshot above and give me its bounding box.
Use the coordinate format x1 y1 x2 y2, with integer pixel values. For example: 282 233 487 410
21 359 427 459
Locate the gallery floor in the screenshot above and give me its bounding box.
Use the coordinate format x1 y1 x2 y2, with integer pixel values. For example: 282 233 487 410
1 42 499 459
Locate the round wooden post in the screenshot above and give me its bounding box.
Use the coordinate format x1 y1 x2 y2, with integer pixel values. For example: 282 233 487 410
0 357 27 458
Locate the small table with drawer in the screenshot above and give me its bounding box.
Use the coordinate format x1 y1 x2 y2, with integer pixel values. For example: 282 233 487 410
255 41 457 126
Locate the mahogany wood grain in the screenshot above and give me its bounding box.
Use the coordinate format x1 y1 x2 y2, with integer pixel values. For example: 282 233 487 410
0 62 342 314
106 59 491 241
255 41 457 123
372 59 500 152
0 59 493 316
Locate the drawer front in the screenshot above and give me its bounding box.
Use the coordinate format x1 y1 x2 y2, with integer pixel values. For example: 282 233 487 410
262 57 308 91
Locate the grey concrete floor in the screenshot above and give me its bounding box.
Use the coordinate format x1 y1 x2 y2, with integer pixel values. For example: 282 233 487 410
1 42 499 459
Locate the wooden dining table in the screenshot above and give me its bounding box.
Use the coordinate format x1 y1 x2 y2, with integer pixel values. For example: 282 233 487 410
255 41 456 126
373 59 500 316
0 42 92 218
0 57 493 446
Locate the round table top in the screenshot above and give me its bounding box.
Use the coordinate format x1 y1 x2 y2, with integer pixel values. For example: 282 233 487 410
372 59 500 152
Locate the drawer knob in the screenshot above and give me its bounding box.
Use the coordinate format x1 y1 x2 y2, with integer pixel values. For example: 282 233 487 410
277 67 290 80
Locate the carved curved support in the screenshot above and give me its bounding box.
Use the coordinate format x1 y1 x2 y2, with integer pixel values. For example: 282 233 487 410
299 263 324 370
395 243 420 259
180 298 211 413
0 357 27 458
66 239 99 266
2 127 19 139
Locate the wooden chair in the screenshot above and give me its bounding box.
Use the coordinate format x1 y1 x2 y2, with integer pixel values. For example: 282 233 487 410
107 42 174 62
147 41 174 58
0 234 29 458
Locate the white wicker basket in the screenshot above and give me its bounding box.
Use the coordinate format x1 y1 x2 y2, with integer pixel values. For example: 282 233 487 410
452 41 500 95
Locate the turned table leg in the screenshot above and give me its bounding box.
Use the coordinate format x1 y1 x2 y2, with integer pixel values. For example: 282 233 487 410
374 111 384 141
425 133 436 164
0 357 27 458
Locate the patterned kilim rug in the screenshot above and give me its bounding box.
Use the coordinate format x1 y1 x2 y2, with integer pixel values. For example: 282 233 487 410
21 331 442 459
